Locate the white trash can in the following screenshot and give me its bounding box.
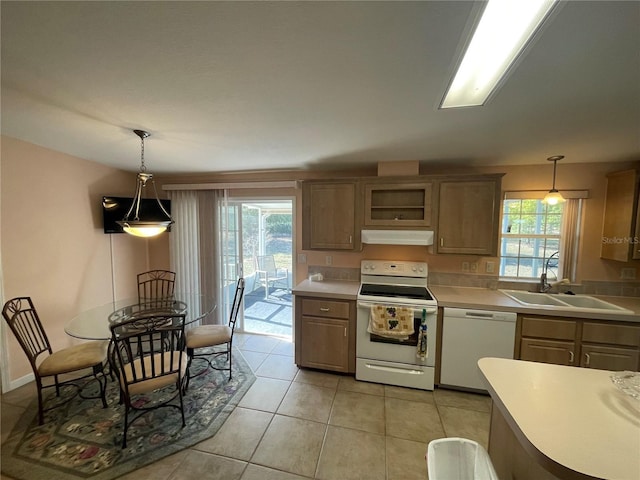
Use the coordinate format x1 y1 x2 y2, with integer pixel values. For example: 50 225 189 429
426 437 498 480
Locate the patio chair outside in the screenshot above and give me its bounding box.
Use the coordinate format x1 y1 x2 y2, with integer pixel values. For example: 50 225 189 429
2 297 108 425
254 255 289 299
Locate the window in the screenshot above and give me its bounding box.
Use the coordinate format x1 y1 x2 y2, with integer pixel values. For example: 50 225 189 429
499 199 563 279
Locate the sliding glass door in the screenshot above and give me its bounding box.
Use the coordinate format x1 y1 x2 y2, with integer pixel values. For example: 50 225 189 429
221 198 293 338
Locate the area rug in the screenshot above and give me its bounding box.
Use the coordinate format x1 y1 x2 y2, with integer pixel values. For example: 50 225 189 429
1 348 255 480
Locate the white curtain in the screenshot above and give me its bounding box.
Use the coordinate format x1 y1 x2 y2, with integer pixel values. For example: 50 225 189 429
168 189 224 325
559 198 583 283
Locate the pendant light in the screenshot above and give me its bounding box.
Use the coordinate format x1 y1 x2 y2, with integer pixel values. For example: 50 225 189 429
117 129 174 237
542 155 566 205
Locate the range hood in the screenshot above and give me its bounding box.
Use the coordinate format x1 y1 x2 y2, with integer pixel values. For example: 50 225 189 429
361 229 434 246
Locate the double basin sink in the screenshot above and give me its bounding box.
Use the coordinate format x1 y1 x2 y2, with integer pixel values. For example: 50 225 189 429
500 290 634 315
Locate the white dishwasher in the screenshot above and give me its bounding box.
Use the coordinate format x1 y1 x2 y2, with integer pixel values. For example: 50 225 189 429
440 308 517 391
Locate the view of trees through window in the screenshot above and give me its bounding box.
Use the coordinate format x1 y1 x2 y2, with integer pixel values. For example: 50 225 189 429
499 199 563 279
241 207 292 277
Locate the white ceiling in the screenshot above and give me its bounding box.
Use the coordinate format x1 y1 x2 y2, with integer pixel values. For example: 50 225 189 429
2 1 639 174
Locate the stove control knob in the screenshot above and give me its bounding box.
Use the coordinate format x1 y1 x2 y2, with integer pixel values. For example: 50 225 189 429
370 265 376 270
412 266 417 272
418 266 425 272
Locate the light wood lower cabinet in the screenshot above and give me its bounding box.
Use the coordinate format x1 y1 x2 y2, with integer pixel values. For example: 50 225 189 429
294 296 356 373
520 338 576 366
517 314 640 371
579 344 640 370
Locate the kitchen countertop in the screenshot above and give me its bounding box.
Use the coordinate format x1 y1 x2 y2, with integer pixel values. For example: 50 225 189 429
292 279 360 300
478 357 640 480
430 285 640 322
292 281 640 322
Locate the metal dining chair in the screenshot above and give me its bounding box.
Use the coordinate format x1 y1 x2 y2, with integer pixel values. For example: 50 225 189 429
2 297 108 425
110 312 187 448
137 270 176 304
185 278 245 387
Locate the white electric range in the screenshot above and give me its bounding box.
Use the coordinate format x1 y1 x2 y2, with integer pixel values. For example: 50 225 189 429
355 260 437 390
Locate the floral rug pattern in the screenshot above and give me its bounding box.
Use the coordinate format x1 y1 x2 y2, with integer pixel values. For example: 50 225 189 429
1 348 255 480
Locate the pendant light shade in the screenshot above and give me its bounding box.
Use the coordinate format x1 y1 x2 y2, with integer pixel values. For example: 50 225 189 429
542 155 566 205
117 130 174 237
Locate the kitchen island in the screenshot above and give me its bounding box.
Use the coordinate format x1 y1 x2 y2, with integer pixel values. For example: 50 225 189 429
478 357 640 480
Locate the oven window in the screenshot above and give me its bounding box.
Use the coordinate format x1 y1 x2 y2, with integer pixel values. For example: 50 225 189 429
370 316 421 346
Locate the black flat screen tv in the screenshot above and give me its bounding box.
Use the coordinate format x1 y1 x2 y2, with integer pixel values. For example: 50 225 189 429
102 196 172 234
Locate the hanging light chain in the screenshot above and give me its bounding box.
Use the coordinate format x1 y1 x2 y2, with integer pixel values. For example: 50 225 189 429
140 134 146 172
134 129 150 173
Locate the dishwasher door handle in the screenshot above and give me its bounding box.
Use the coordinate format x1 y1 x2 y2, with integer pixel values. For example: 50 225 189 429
456 311 517 322
464 312 496 319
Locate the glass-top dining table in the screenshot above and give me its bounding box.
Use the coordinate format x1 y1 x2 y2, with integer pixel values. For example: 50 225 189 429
65 293 217 341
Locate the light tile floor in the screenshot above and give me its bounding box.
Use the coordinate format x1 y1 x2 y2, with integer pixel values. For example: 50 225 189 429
1 332 492 480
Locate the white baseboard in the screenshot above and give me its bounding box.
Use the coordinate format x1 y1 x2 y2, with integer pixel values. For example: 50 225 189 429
5 372 34 393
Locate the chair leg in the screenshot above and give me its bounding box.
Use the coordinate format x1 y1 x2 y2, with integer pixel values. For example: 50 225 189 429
228 342 233 381
107 339 117 381
178 379 186 428
122 405 129 449
36 379 45 425
185 347 194 392
93 364 108 408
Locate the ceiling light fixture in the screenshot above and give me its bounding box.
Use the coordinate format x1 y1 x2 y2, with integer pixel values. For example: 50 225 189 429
542 155 566 205
440 0 558 109
117 129 174 238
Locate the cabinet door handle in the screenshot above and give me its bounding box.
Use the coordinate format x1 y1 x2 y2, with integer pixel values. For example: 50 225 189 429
320 307 330 312
584 353 590 366
440 238 444 247
569 351 574 363
349 235 352 244
344 327 347 337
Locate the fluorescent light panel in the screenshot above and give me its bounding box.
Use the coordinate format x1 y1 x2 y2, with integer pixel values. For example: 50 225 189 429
441 0 557 109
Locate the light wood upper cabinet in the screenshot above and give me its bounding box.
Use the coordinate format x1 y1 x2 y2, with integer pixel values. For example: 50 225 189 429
601 169 640 261
364 182 433 227
436 176 502 255
302 181 358 250
635 193 640 260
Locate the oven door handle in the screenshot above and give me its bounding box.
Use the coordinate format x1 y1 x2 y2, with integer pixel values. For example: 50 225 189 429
357 301 437 314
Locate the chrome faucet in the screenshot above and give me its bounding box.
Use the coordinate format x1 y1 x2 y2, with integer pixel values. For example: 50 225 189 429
539 251 559 293
539 272 551 293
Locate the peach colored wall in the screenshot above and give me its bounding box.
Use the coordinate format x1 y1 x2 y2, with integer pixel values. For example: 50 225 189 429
1 136 154 386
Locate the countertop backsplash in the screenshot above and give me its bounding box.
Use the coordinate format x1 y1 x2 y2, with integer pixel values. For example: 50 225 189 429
307 266 360 282
303 267 640 297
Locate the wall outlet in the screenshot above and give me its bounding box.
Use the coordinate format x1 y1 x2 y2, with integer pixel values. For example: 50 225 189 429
486 261 495 274
462 262 470 273
325 255 332 266
621 267 636 280
297 253 307 264
470 262 478 273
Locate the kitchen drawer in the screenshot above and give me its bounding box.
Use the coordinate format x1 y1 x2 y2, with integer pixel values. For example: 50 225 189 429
301 298 350 319
582 322 640 347
521 316 577 341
